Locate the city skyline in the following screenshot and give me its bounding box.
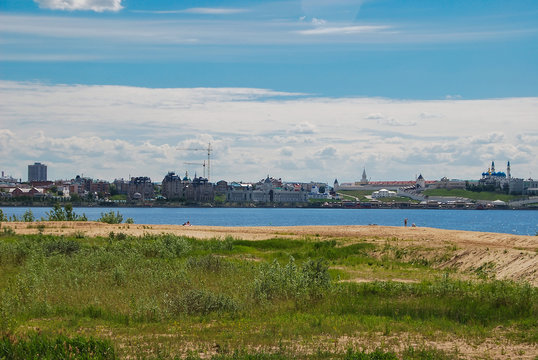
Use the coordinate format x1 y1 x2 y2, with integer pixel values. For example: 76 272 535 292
1 0 537 182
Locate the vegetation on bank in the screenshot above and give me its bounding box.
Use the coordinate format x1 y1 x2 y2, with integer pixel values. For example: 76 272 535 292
0 229 536 359
337 190 373 202
0 206 134 225
422 189 523 202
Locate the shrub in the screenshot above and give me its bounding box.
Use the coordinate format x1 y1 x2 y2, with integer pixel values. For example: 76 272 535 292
169 289 239 315
46 203 86 221
139 234 191 258
1 226 15 236
98 211 123 224
43 239 81 256
187 254 229 272
253 257 331 302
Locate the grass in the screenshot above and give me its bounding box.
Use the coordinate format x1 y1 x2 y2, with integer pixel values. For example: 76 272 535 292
422 189 523 202
0 232 535 358
337 190 373 201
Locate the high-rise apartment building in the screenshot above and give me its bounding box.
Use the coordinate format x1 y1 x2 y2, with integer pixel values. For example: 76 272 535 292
28 162 47 182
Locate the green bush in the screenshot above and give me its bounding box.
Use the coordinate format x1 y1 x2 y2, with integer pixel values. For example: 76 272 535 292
187 254 229 272
98 211 123 224
46 203 87 221
167 289 239 316
253 257 331 302
43 239 81 256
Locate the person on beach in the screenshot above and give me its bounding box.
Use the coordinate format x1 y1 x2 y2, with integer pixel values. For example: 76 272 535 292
404 218 408 227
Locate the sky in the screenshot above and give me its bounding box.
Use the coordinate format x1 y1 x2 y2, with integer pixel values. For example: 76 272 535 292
0 0 537 183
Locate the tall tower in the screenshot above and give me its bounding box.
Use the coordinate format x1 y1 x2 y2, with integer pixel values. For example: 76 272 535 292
507 161 511 179
361 168 368 184
491 161 495 173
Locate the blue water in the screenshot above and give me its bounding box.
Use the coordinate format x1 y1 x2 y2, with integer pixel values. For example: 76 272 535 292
1 207 537 235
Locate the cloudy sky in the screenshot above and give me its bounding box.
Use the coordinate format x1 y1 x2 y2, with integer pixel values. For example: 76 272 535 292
1 0 537 183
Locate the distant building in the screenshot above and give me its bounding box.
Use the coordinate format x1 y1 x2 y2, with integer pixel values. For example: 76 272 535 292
227 176 308 203
113 178 130 195
28 162 47 182
161 171 214 202
128 177 154 200
372 188 397 198
480 161 509 187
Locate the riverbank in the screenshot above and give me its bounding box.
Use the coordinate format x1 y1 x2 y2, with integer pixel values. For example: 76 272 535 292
5 221 538 285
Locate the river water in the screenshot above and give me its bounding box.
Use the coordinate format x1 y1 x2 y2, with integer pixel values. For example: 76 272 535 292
1 207 537 235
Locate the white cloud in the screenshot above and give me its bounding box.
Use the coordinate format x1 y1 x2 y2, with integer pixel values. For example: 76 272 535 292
311 18 327 26
316 146 338 158
1 80 537 183
280 147 294 156
289 121 318 135
34 0 123 12
298 25 390 35
135 8 249 15
377 118 417 127
178 8 248 15
469 132 505 145
365 113 384 120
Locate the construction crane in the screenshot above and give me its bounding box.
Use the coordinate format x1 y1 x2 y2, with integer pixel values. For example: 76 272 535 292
177 142 212 181
184 161 206 178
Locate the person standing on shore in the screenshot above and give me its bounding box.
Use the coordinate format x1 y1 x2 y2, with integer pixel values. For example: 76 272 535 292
404 218 408 227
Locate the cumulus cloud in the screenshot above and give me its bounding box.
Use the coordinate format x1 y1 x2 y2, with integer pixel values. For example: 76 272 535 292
469 132 505 145
377 118 417 127
1 80 537 182
316 146 337 158
280 147 294 156
288 121 318 134
419 112 443 119
34 0 123 12
365 113 384 120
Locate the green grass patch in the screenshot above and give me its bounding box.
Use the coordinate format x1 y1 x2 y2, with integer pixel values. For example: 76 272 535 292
0 232 535 359
0 332 115 359
337 190 373 201
423 189 523 202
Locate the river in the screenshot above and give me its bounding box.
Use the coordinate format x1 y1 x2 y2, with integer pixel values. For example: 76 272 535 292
1 207 537 235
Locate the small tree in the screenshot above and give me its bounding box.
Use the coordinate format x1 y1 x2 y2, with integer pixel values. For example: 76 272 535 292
22 209 35 222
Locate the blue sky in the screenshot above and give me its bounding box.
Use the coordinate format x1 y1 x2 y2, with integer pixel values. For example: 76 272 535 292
0 0 537 182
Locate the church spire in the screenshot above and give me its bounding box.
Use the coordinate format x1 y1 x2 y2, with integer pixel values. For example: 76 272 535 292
361 168 368 184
